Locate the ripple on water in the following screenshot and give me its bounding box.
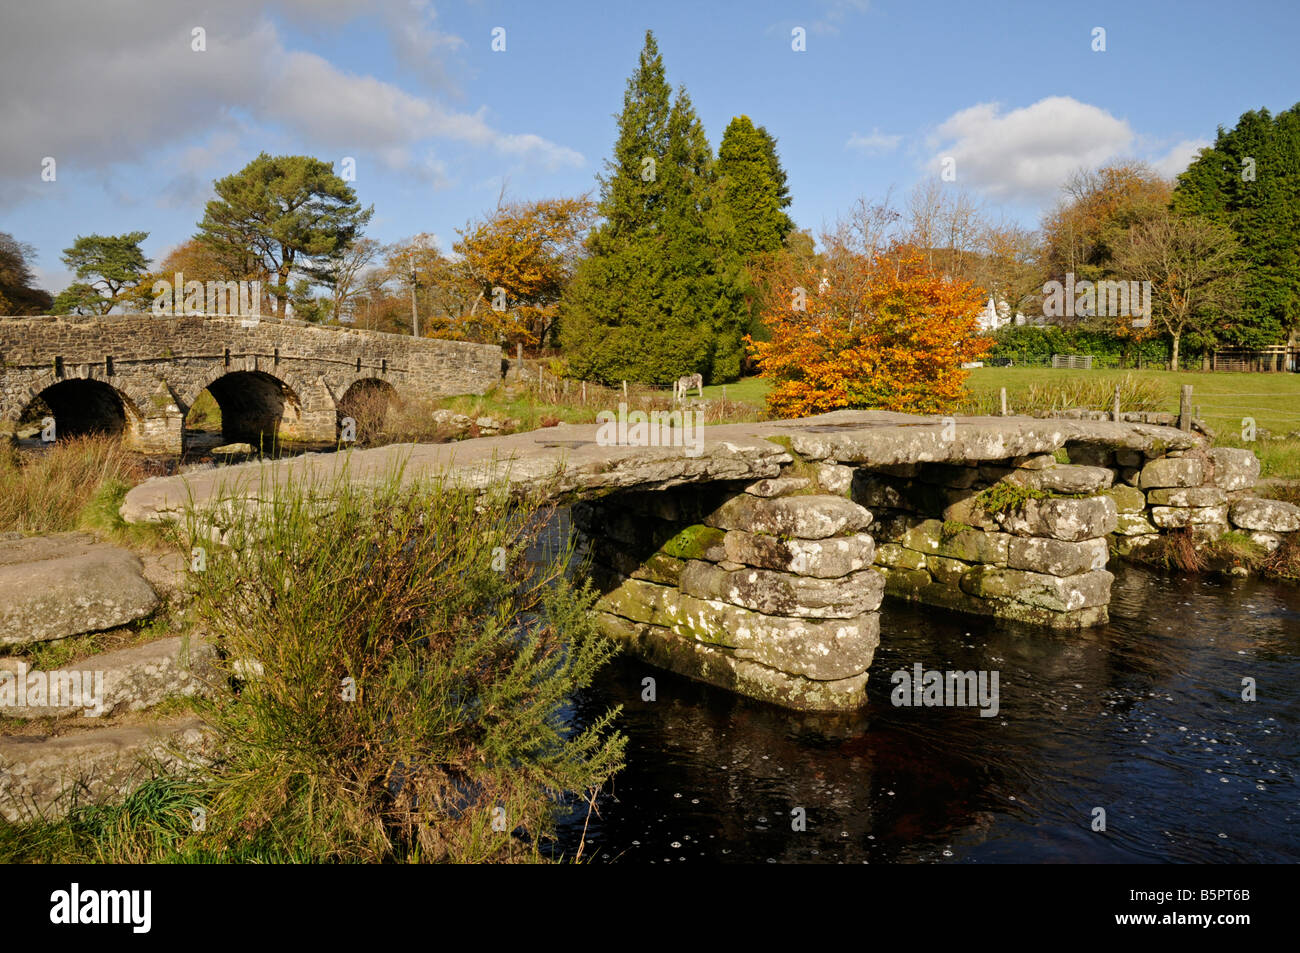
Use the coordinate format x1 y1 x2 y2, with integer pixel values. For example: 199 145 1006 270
556 564 1300 863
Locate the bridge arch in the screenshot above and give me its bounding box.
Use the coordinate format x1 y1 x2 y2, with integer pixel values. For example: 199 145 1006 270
337 377 398 442
195 370 310 447
21 378 141 441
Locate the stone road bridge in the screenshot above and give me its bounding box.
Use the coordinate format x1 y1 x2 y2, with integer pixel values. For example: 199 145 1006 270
121 410 1295 712
0 314 501 452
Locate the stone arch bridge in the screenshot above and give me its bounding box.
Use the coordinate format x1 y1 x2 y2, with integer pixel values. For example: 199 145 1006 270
0 314 501 452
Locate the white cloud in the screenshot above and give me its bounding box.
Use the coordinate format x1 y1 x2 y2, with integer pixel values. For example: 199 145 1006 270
847 129 902 155
926 96 1135 202
0 0 581 208
1151 138 1212 179
811 0 872 36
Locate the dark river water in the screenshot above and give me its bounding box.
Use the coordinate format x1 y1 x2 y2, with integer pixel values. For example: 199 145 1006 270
555 562 1300 864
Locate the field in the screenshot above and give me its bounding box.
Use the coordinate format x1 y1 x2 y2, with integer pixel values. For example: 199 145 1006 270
704 368 1300 482
707 368 1300 435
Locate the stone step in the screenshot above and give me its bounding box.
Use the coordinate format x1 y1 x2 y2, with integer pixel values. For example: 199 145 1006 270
0 716 213 822
0 533 159 647
1 634 218 719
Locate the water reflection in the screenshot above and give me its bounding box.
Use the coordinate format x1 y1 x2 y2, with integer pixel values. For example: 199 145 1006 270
558 562 1300 864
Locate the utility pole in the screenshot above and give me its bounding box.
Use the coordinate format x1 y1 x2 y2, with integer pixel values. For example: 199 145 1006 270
408 251 420 338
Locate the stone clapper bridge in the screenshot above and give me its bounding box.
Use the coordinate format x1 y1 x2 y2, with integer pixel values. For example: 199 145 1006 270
0 313 501 451
122 408 1294 712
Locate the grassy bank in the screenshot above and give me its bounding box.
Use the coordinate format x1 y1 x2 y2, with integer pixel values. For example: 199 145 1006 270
438 377 766 432
0 436 148 537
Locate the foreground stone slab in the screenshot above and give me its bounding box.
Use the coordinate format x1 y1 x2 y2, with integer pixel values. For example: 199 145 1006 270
0 717 213 822
0 635 217 719
0 534 159 647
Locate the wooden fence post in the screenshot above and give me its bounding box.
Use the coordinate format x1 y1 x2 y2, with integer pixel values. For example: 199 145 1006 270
1112 385 1121 422
1179 385 1193 431
1000 388 1008 416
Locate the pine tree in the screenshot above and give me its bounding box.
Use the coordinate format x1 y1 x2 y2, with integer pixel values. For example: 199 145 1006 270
560 32 748 384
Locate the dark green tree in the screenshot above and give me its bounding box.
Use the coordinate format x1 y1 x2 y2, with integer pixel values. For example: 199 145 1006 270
197 153 373 318
54 231 149 314
1173 104 1300 347
560 31 749 384
716 116 794 256
50 282 106 316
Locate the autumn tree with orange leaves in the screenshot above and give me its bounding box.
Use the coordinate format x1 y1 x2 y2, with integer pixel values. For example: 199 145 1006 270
454 196 594 349
747 246 991 418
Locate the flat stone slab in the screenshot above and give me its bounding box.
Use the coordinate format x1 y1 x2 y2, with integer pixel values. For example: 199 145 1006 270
722 530 875 578
0 534 159 646
119 410 1205 524
1229 498 1300 533
679 560 885 619
704 494 872 539
0 635 217 719
0 716 212 822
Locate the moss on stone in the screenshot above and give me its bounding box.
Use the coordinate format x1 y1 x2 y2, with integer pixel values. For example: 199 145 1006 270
660 524 725 561
976 481 1047 516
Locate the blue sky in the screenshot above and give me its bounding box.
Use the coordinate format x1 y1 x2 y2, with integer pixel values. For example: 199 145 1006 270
1 0 1296 294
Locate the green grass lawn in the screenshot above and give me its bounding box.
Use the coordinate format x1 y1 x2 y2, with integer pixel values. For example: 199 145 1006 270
700 376 771 404
964 366 1300 438
706 368 1300 437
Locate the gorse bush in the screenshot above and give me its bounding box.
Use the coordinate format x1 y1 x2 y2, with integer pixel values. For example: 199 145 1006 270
183 462 625 862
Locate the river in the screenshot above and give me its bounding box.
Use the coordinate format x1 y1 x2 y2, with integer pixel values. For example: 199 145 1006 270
556 563 1300 863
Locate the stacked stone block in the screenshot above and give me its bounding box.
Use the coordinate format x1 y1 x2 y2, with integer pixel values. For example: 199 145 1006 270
576 479 884 711
1110 445 1300 556
862 457 1117 629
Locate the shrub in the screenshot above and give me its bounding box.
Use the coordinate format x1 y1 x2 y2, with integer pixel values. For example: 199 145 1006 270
182 462 624 862
749 246 991 417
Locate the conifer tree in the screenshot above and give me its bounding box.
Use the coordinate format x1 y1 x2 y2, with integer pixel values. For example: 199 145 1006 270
560 31 748 384
1174 104 1300 346
717 116 794 256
